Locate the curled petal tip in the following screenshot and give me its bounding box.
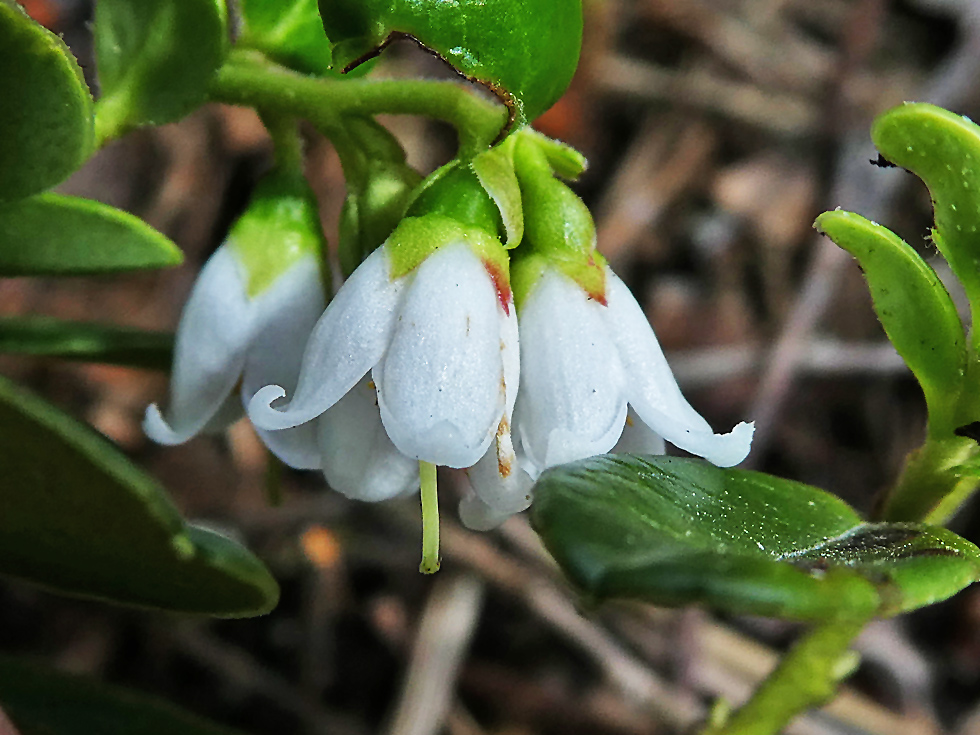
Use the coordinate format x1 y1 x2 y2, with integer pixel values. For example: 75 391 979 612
246 385 296 430
144 404 187 446
705 421 755 468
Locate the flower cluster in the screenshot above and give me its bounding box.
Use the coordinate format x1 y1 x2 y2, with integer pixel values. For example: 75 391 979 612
146 130 754 569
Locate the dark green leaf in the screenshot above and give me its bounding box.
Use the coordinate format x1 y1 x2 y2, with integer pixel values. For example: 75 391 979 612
238 0 334 75
0 374 278 616
0 0 94 201
318 0 582 124
814 210 966 432
0 316 173 370
871 103 980 310
94 0 228 136
0 194 183 276
531 455 980 621
0 656 245 735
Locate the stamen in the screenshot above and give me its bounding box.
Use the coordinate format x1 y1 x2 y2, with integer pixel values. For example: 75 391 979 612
419 461 441 574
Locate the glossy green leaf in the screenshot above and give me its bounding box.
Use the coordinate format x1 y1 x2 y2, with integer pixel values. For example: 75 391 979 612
0 316 173 370
0 193 183 276
0 374 278 616
94 0 228 137
872 103 980 310
318 0 582 124
238 0 333 75
0 0 94 201
472 135 523 248
0 656 245 735
531 455 980 621
815 210 966 431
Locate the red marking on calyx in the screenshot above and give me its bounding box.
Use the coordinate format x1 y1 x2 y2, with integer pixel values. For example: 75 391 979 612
482 259 513 315
585 257 608 306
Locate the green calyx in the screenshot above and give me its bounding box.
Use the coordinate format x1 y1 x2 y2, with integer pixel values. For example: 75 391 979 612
510 128 605 308
384 215 509 295
228 171 327 298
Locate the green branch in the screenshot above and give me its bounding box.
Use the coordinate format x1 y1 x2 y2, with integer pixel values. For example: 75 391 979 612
208 50 507 161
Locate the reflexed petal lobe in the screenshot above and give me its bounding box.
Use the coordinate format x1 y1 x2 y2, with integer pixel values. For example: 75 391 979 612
466 438 533 515
318 377 420 501
145 245 254 445
242 255 326 470
459 490 518 531
249 246 404 430
601 269 753 467
515 268 628 469
376 244 504 468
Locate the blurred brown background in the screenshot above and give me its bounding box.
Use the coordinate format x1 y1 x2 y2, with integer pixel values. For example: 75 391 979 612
4 0 980 733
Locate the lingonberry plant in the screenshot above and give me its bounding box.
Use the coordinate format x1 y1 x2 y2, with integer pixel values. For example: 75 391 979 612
2 0 980 732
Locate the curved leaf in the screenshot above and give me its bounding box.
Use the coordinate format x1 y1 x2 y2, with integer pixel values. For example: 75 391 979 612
0 656 246 735
0 194 183 276
814 210 966 431
531 455 980 621
0 374 278 617
0 0 94 201
318 0 582 124
94 0 228 136
871 103 980 309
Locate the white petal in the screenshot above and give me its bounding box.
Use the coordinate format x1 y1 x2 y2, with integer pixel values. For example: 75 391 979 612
465 435 533 514
237 255 327 470
458 490 518 531
144 244 254 445
241 254 326 399
601 269 753 467
611 407 666 456
514 268 628 470
317 377 420 501
500 300 520 421
248 246 404 430
376 243 504 468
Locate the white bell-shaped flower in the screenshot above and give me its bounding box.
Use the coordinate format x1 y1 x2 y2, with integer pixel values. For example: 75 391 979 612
144 173 328 470
248 234 518 472
514 264 754 473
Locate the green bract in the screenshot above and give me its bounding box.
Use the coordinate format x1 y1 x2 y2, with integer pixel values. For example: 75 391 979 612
0 375 279 616
531 455 980 621
94 0 228 138
0 0 94 201
338 118 422 276
238 0 334 75
815 210 966 433
0 194 183 276
318 0 583 124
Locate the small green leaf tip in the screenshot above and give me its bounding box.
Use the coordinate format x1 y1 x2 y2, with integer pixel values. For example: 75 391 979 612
531 455 980 620
0 375 278 616
814 209 966 433
0 194 183 277
318 0 583 125
871 103 980 331
0 0 94 201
